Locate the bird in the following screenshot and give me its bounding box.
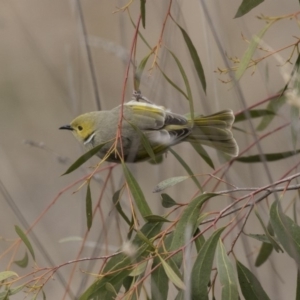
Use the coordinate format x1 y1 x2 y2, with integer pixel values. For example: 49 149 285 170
59 95 238 163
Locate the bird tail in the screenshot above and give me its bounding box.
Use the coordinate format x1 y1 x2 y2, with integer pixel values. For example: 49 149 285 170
185 110 239 157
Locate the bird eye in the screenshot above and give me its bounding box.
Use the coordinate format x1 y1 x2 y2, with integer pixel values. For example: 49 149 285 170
78 126 83 131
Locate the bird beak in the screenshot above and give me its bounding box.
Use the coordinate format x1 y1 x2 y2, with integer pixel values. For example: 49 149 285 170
59 125 73 131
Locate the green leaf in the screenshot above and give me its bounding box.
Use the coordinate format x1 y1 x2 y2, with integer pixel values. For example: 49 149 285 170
144 215 170 223
175 21 206 93
129 122 157 162
255 242 273 267
80 222 162 299
153 176 189 193
158 65 188 100
135 53 151 90
161 193 178 208
257 94 286 131
170 149 202 191
194 228 206 253
158 255 185 290
112 188 131 226
236 260 271 300
236 149 300 163
129 260 148 277
86 184 93 231
0 284 25 299
216 240 239 300
15 225 35 261
0 271 18 281
190 142 215 169
168 49 194 122
236 21 274 80
122 163 152 220
140 0 146 28
151 256 169 300
191 227 225 300
235 109 276 123
169 193 217 267
234 0 264 18
296 269 300 300
14 251 29 268
270 200 300 264
291 105 299 149
247 233 272 244
62 143 106 175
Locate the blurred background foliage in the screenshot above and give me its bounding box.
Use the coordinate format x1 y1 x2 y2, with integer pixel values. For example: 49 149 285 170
1 0 300 299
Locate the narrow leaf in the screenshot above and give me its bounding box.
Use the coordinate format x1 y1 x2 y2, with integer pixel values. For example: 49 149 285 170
86 184 93 230
140 0 146 28
235 109 276 123
236 260 271 300
169 193 217 267
216 240 239 300
129 122 157 162
112 188 131 226
255 242 273 267
236 21 274 80
122 163 152 219
291 105 299 149
191 227 225 299
62 143 105 175
168 49 194 122
236 149 300 163
158 255 185 290
129 261 148 277
296 269 300 300
270 200 300 265
15 225 35 261
194 228 206 253
234 0 264 18
135 53 151 90
161 193 178 208
153 176 189 193
144 215 170 223
14 251 29 268
175 22 206 93
0 271 18 281
151 257 169 300
170 149 202 191
257 94 286 131
190 142 215 169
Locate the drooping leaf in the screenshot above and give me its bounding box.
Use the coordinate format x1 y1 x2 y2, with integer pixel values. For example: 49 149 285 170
0 271 18 281
153 176 189 193
190 142 215 169
168 49 194 122
62 143 106 175
86 183 93 231
15 225 35 261
296 269 300 300
174 21 206 93
194 228 206 253
0 284 25 298
255 242 273 267
112 188 131 226
135 52 152 90
161 193 178 208
122 163 152 219
140 0 146 28
129 122 157 162
291 105 300 149
170 149 202 191
129 260 148 277
216 240 239 300
236 149 300 163
270 200 300 265
257 94 286 131
158 255 185 290
234 0 264 18
14 251 29 268
236 21 274 80
80 222 162 299
191 227 225 299
144 215 170 223
235 109 276 123
236 260 271 300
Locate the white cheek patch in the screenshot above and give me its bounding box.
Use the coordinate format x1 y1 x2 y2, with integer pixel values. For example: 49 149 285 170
84 132 96 145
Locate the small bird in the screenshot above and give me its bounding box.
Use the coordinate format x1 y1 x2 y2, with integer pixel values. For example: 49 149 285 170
59 97 238 163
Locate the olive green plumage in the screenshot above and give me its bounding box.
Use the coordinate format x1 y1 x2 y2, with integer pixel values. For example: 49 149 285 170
60 100 238 162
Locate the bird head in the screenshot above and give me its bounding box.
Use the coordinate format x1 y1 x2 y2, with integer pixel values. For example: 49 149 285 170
59 113 97 145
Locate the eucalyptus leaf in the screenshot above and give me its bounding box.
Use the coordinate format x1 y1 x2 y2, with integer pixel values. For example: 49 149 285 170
14 251 29 268
86 184 93 231
15 225 35 261
234 0 264 18
153 176 189 193
161 193 178 208
140 0 146 28
112 188 131 226
235 109 275 123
